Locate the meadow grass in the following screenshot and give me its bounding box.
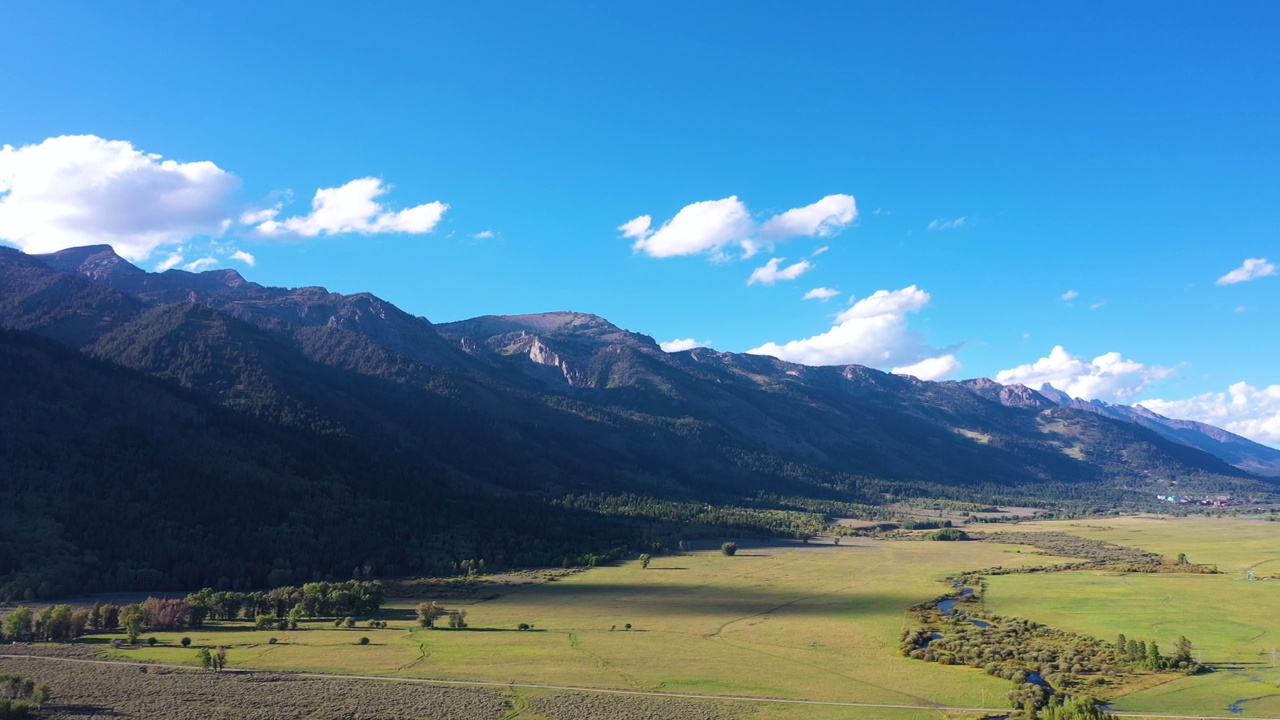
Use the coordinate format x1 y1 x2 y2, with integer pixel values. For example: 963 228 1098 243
984 515 1280 717
104 537 1072 716
94 518 1280 717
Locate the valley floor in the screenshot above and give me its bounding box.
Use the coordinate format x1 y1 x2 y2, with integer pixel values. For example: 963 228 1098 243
4 517 1278 719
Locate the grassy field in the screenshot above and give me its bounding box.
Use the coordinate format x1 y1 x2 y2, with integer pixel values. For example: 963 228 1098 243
52 517 1280 718
93 537 1080 719
983 515 1280 718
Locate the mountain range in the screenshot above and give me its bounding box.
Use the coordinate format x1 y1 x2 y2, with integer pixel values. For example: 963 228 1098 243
2 244 1277 598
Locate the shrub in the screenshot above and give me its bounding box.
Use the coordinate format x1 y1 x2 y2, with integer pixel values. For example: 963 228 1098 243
146 637 157 647
268 637 278 645
180 637 191 648
922 528 969 541
358 636 370 645
721 542 737 556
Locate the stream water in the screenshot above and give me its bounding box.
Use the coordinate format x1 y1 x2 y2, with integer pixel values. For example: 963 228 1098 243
933 584 1047 693
936 586 991 627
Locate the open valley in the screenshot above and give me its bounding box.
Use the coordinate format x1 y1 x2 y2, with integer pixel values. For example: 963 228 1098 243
6 517 1279 719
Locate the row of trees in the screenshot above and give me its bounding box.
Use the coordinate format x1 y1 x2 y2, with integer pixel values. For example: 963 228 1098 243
1115 633 1198 671
186 580 384 624
0 580 385 645
2 604 103 643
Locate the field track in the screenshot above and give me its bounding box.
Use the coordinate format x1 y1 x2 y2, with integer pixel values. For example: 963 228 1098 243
3 653 1275 720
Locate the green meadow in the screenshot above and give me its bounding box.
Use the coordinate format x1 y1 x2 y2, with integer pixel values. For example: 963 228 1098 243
985 516 1280 718
85 517 1280 718
103 538 1075 719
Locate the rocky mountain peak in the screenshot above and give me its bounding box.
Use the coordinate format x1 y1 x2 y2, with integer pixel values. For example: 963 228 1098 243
439 311 660 350
37 244 144 280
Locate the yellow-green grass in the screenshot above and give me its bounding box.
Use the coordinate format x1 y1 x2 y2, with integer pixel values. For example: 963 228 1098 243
984 516 1280 717
1008 515 1280 574
98 538 1075 716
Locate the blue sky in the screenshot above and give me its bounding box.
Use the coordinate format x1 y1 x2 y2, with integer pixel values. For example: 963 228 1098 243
2 2 1278 445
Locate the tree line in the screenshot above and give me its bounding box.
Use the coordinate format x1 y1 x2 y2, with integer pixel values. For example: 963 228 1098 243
0 580 385 644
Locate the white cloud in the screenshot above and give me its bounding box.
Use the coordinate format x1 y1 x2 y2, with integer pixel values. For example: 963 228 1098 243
1141 382 1280 448
239 206 280 225
473 230 495 239
1061 290 1079 301
0 135 239 260
252 177 447 237
622 196 753 258
623 193 856 259
892 354 962 381
230 250 256 266
155 252 184 272
927 217 966 230
747 285 959 379
803 287 840 301
810 246 829 257
835 285 930 321
747 257 813 286
1216 258 1276 285
183 257 219 272
758 195 857 241
996 346 1174 403
618 215 652 241
660 338 711 352
1089 300 1107 310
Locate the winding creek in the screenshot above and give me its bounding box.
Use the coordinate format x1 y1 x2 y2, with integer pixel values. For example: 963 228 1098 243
933 582 1270 717
931 583 1051 693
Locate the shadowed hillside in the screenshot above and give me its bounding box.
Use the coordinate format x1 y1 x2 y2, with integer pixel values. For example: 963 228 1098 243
1 245 1275 597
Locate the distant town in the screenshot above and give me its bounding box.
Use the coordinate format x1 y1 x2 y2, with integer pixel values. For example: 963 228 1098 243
1156 494 1245 508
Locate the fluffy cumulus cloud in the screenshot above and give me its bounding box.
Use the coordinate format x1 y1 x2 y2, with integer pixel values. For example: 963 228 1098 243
0 135 239 260
746 258 812 285
996 346 1173 402
747 285 960 380
252 178 447 237
1141 382 1280 448
892 354 963 381
230 250 256 266
803 287 839 301
0 135 454 265
757 195 857 241
660 338 711 352
1216 258 1276 285
621 194 856 260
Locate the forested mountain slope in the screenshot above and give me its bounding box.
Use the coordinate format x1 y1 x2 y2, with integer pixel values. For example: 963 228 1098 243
1 244 1274 598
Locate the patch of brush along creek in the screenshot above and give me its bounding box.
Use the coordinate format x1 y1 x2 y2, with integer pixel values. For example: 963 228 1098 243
928 582 1047 689
901 577 1056 714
